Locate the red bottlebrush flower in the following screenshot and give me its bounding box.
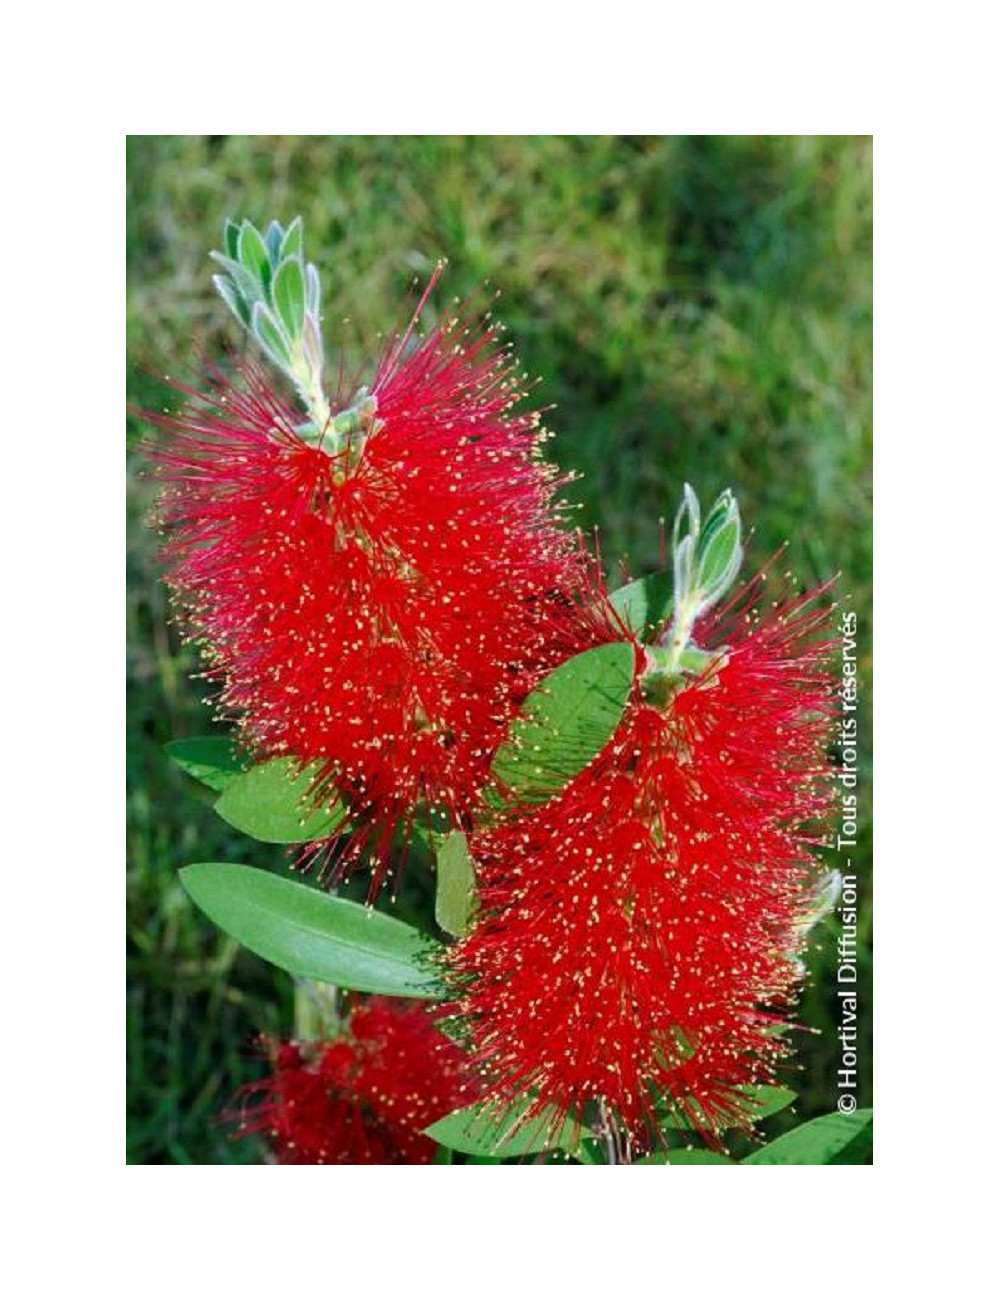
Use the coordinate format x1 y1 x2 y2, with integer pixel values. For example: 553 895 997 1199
149 273 591 893
232 997 477 1164
446 579 836 1152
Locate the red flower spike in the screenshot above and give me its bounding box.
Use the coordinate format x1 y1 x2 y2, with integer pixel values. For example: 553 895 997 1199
149 274 594 895
446 579 837 1152
232 997 477 1165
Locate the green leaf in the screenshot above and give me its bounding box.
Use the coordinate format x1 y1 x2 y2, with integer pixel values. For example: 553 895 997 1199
224 218 240 259
237 220 271 288
491 642 635 807
829 1124 874 1165
696 516 741 602
180 863 443 997
165 736 243 793
737 1085 797 1121
743 1109 873 1165
694 489 734 557
673 482 701 553
280 216 303 260
214 757 345 843
638 1149 735 1165
264 219 284 264
673 532 695 608
209 252 261 309
251 301 292 370
693 488 741 605
425 1098 581 1159
574 1138 604 1165
306 262 321 315
661 1085 796 1131
212 275 250 328
303 311 324 374
272 257 306 342
435 831 476 936
609 571 673 641
665 1149 736 1164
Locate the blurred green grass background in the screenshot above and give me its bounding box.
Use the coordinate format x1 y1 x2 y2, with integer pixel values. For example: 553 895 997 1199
126 135 872 1164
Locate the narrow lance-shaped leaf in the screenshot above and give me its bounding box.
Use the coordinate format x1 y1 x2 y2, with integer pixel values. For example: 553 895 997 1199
425 1097 583 1159
209 253 261 310
742 1109 873 1165
251 301 292 369
306 262 321 315
696 517 741 605
264 219 285 264
637 1150 736 1165
673 533 695 609
214 757 346 843
165 736 244 793
238 219 271 289
491 641 636 807
673 482 700 553
212 275 250 328
280 216 303 260
224 218 240 259
694 488 733 554
573 1138 604 1165
302 312 324 375
273 256 306 342
180 862 444 998
660 1085 797 1131
435 831 476 936
609 570 673 641
734 1084 797 1122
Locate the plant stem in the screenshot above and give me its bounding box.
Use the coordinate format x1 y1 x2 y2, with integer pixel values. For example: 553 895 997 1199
597 1098 632 1165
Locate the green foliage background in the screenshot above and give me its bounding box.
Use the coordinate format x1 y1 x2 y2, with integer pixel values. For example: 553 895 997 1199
126 135 872 1164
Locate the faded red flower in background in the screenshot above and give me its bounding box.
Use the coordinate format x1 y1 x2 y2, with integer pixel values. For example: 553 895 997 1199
233 997 476 1164
150 275 593 894
446 579 836 1152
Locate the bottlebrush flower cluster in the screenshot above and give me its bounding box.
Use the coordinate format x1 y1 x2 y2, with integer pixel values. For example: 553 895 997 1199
151 267 591 893
149 218 839 1164
233 998 477 1164
445 580 835 1150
